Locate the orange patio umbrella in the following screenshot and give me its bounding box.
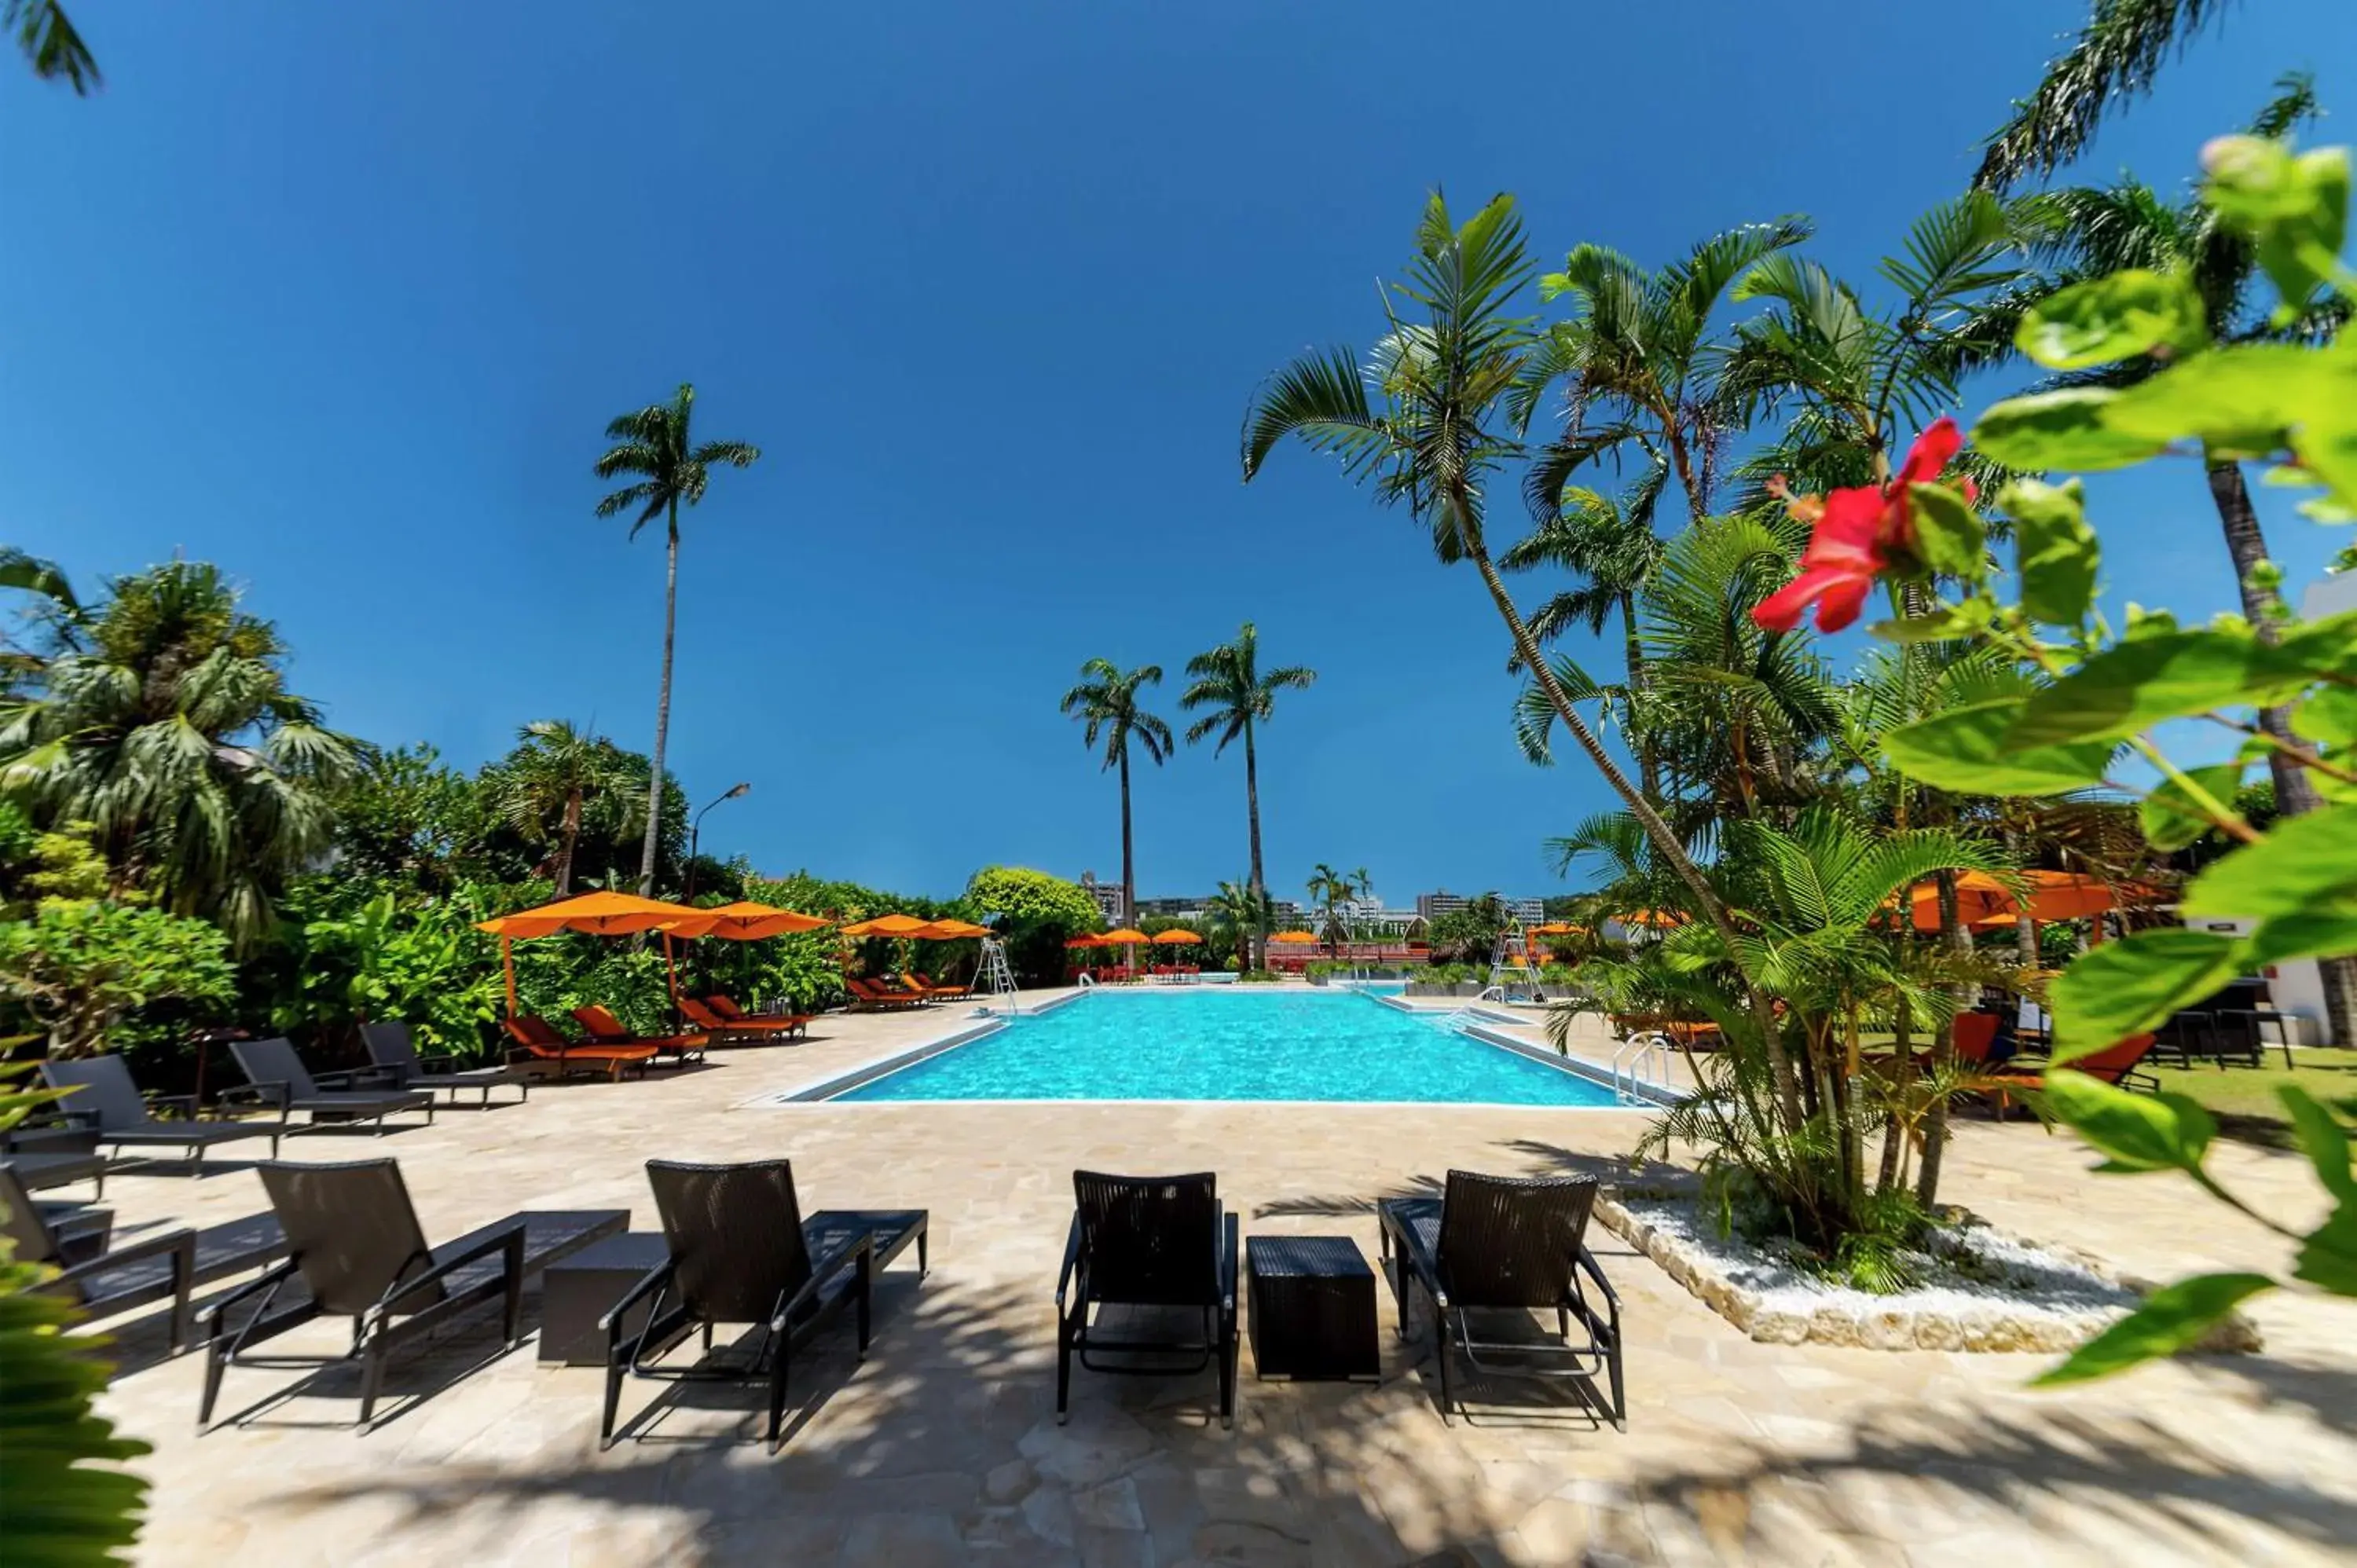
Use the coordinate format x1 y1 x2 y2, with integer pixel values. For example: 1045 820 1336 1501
1617 910 1686 929
667 900 832 940
914 918 992 940
1065 932 1106 948
1269 931 1321 944
1527 921 1584 936
1155 929 1203 944
1901 870 2021 932
475 891 710 1019
839 913 936 939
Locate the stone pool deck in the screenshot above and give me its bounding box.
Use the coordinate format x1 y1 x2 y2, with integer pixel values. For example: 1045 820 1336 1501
79 989 2357 1565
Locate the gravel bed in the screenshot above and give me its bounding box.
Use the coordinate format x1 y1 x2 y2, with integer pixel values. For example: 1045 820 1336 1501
1600 1196 2263 1355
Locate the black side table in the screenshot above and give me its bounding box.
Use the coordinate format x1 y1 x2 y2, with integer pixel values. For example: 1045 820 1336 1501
540 1231 670 1365
1247 1234 1380 1381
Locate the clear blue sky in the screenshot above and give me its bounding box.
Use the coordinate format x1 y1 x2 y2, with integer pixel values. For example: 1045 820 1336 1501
5 2 2349 903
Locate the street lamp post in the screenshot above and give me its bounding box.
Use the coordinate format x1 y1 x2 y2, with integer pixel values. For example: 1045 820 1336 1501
685 782 751 900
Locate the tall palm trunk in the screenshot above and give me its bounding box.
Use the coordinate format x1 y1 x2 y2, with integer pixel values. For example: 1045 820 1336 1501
638 501 679 896
1621 593 1659 802
2206 458 2355 1044
556 788 583 896
1243 719 1265 971
1117 749 1135 925
1465 537 1805 1130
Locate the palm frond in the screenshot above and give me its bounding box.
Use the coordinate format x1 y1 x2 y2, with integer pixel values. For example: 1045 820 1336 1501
1974 0 2242 190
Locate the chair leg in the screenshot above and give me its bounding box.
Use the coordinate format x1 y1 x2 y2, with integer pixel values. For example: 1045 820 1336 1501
599 1351 627 1449
1436 1315 1455 1426
855 1252 872 1357
917 1228 929 1277
358 1332 390 1431
199 1335 228 1427
1218 1309 1237 1430
1056 1313 1074 1425
767 1341 790 1453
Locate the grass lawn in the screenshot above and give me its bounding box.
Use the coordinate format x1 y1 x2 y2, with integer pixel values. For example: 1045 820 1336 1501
2149 1047 2357 1148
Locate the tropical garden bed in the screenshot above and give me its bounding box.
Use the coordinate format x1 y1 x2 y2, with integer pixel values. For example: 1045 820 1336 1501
1599 1194 2265 1357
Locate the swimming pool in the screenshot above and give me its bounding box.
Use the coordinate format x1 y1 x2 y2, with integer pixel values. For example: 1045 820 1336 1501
823 989 1621 1106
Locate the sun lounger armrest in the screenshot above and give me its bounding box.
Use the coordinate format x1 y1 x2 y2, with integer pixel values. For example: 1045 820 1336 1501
218 1082 291 1113
50 1225 196 1301
1055 1211 1084 1311
1573 1242 1621 1314
15 1106 101 1140
772 1232 872 1335
372 1225 525 1322
599 1260 676 1335
194 1258 300 1335
144 1094 200 1122
313 1065 402 1092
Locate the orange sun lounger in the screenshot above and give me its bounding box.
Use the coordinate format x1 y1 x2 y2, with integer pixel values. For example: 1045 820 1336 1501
504 1016 662 1081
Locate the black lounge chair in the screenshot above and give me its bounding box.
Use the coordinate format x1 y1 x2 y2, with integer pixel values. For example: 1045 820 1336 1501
223 1037 435 1138
1 1162 286 1353
1378 1170 1624 1429
40 1053 283 1172
1056 1170 1238 1428
1 1115 109 1196
196 1158 626 1429
601 1159 929 1453
362 1023 529 1108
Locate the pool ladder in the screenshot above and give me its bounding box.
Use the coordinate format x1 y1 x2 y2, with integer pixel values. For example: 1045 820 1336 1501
977 936 1021 1016
1611 1031 1670 1104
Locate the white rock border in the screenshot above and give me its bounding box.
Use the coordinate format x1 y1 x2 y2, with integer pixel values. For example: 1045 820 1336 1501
1596 1194 2264 1356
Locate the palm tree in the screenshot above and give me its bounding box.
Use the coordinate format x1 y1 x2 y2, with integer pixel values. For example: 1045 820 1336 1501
1974 0 2242 192
1058 658 1174 924
1205 878 1274 972
1180 624 1314 972
0 562 359 950
594 383 761 896
489 720 644 896
6 0 97 92
1499 460 1672 797
1241 194 1805 1123
1512 218 1810 526
1305 862 1371 956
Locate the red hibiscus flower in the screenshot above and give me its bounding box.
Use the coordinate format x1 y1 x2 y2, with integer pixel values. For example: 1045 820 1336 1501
1751 418 1967 634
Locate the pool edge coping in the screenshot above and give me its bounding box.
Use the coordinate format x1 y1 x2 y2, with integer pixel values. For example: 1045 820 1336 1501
748 987 1675 1109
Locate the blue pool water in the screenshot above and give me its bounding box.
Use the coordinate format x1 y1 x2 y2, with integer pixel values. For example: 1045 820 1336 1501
832 989 1618 1105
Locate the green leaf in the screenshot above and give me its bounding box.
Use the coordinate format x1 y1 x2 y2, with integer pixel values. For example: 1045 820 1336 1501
2004 630 2322 749
2139 762 2243 852
2182 808 2357 922
2102 344 2348 449
2292 684 2357 748
1905 484 1985 580
2253 148 2350 313
1879 699 2113 795
2280 1086 2356 1203
2293 1202 2357 1293
2049 929 2249 1061
2014 269 2209 370
2043 1070 2217 1171
2003 478 2099 625
1971 389 2168 473
2029 1272 2274 1387
1869 602 1991 644
2303 407 2357 516
2245 912 2357 968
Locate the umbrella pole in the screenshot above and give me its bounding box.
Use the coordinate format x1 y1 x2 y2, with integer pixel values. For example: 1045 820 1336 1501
503 936 518 1021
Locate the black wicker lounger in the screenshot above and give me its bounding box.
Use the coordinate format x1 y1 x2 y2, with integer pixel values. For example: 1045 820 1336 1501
196 1158 626 1429
1057 1170 1239 1428
41 1053 284 1172
224 1037 436 1138
1 1162 286 1353
1378 1170 1624 1428
599 1159 929 1453
362 1023 530 1108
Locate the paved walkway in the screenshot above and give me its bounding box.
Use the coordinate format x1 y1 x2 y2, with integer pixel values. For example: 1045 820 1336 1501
80 990 2357 1566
